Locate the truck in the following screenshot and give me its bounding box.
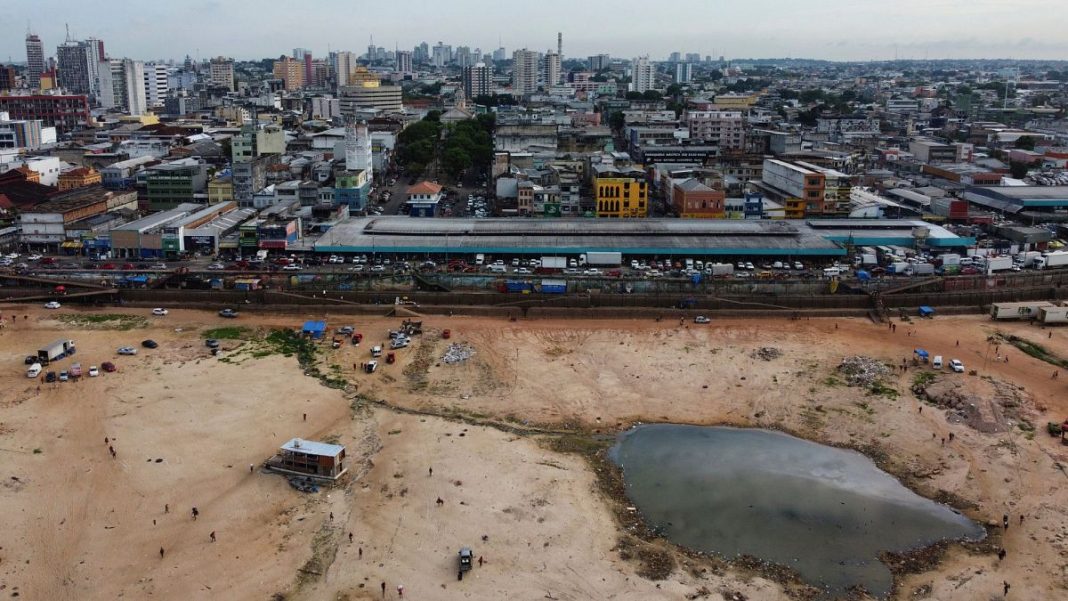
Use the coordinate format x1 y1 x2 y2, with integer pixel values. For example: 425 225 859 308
856 253 878 267
1036 251 1068 270
1038 305 1068 324
708 263 734 276
539 256 567 271
1014 251 1042 268
37 339 75 364
582 251 623 267
937 253 961 267
888 262 910 275
990 301 1055 320
539 279 567 294
904 263 935 276
985 256 1014 273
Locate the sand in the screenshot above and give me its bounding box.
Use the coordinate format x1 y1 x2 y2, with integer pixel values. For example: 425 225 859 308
1 305 1066 600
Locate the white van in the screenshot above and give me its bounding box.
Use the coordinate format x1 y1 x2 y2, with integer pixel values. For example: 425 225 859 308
370 345 383 358
932 355 943 369
823 267 841 277
27 363 42 378
489 264 507 273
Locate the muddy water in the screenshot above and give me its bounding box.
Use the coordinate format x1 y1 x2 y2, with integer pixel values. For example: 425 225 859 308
610 424 984 599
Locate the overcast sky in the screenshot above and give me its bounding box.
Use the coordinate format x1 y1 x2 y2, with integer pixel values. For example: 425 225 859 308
2 0 1067 63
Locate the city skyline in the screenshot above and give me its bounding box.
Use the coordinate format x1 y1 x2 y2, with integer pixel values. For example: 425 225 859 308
1 0 1068 63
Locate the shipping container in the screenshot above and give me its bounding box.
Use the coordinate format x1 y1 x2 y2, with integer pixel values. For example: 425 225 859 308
583 252 623 266
985 256 1014 273
708 263 734 276
990 301 1055 320
1036 251 1068 269
1038 305 1068 324
540 256 567 270
38 339 76 364
505 280 533 293
540 279 567 294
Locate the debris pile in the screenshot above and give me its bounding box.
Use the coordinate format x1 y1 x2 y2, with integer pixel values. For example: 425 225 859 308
751 347 782 361
442 343 476 365
837 356 892 387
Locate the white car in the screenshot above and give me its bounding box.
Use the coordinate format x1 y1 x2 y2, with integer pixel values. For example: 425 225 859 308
150 263 167 270
207 263 225 270
949 359 965 373
694 316 711 324
117 346 138 355
44 301 61 309
515 267 532 275
152 308 168 316
88 366 99 377
745 262 755 270
28 254 42 261
282 264 303 271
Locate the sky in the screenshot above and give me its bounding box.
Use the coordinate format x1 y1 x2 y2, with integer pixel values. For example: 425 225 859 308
2 0 1067 63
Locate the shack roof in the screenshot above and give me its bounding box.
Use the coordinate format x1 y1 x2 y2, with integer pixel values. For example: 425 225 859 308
280 438 344 457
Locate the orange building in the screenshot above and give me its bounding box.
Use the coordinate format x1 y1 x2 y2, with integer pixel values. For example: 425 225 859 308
57 167 101 191
273 58 304 91
672 178 726 218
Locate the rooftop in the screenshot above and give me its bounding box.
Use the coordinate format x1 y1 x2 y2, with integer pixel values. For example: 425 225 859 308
280 438 345 457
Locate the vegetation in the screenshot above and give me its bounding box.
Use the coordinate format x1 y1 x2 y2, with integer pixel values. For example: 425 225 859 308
57 313 148 330
201 326 252 340
440 114 494 181
1009 161 1030 179
999 334 1068 369
396 115 443 176
1014 135 1036 150
912 371 938 389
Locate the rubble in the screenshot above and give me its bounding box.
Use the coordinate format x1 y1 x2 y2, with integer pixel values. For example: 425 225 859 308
751 347 782 361
837 356 893 387
442 342 476 364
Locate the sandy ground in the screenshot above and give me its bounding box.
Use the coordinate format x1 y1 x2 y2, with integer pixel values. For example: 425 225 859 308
1 305 1066 600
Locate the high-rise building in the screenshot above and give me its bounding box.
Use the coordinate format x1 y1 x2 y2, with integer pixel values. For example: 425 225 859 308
415 42 429 63
432 42 451 67
512 49 540 95
0 65 15 91
303 51 313 84
335 51 355 87
85 37 105 97
273 57 304 90
57 40 92 95
669 52 681 63
143 63 169 107
629 56 654 93
589 54 611 71
463 63 491 99
395 51 413 75
209 57 235 91
544 51 561 87
455 47 472 69
674 63 693 84
492 47 506 62
685 53 701 63
25 34 45 89
293 48 308 60
122 59 147 115
98 58 145 115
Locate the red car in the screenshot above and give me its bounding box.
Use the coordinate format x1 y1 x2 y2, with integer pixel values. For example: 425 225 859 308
961 267 979 275
122 263 135 270
100 263 115 270
101 361 116 372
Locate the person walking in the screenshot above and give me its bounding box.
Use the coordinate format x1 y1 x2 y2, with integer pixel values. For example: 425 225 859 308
1003 514 1009 529
380 582 386 597
397 584 404 597
303 413 307 421
165 504 169 513
192 507 199 521
210 531 216 542
358 547 362 559
998 548 1006 560
349 532 353 543
159 546 165 558
1003 581 1010 596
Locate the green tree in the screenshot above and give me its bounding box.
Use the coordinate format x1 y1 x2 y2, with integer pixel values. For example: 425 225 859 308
641 90 662 101
424 110 442 122
608 111 625 130
1015 135 1036 150
1009 161 1029 179
441 147 471 179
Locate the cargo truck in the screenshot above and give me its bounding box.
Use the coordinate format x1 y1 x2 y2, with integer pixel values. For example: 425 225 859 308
1014 251 1042 268
990 301 1055 320
708 263 734 276
985 256 1014 273
539 256 567 271
937 254 961 267
37 339 76 364
904 263 935 276
1035 251 1068 270
581 252 623 266
888 262 910 275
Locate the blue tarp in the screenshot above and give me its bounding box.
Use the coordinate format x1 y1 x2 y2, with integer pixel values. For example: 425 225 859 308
856 270 871 282
302 320 327 339
914 348 929 359
919 306 935 316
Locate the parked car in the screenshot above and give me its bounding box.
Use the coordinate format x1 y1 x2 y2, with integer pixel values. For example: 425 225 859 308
27 254 42 261
694 316 711 324
282 264 302 271
205 339 220 349
24 355 37 365
88 365 99 377
101 361 116 372
45 371 57 383
27 363 42 378
207 263 225 270
218 309 239 318
141 339 159 349
337 326 354 335
150 263 167 270
44 301 62 309
151 308 169 316
949 359 965 373
59 370 69 382
117 346 138 355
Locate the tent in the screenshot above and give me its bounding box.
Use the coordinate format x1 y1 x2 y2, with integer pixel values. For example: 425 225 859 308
302 320 327 339
919 306 935 317
914 348 929 362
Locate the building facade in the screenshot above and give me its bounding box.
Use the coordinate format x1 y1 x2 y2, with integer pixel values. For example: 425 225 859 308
209 57 235 91
685 110 745 150
594 164 648 218
57 41 93 96
25 34 45 89
462 63 491 99
630 56 654 93
0 95 89 132
512 49 540 95
273 57 304 90
143 63 169 108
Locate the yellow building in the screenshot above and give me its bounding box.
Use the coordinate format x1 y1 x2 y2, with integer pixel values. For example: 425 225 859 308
712 93 760 109
207 176 234 204
348 66 380 87
273 57 304 91
57 167 102 191
593 164 648 218
118 114 159 126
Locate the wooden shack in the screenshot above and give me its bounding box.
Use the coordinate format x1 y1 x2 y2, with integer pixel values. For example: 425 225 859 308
268 438 347 481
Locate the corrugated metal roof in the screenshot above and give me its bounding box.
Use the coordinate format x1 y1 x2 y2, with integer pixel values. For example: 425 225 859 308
280 438 344 457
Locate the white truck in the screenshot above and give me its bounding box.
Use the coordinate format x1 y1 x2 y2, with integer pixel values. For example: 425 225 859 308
708 263 734 276
1014 251 1042 268
1036 251 1068 270
938 254 961 267
582 252 623 267
985 256 1014 273
539 256 567 271
904 263 935 276
990 301 1055 320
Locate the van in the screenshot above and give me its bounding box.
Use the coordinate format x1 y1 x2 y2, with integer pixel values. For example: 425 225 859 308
932 355 944 369
475 254 485 265
370 345 383 358
823 267 841 277
489 264 507 273
27 363 42 378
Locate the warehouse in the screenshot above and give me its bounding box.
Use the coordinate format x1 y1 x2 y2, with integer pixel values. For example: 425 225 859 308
312 217 975 260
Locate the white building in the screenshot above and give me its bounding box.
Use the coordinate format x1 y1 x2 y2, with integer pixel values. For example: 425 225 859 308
0 112 57 151
0 155 62 186
512 49 540 95
463 63 491 99
143 63 170 108
544 52 561 87
395 51 413 75
630 56 655 93
335 51 355 87
685 111 745 150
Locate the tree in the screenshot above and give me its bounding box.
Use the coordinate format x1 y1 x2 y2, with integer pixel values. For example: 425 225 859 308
424 110 442 122
441 147 471 179
608 111 625 130
624 91 643 101
1015 135 1036 151
1009 161 1029 179
641 90 662 101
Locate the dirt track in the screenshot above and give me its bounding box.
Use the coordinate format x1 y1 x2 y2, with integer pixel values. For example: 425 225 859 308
1 305 1066 600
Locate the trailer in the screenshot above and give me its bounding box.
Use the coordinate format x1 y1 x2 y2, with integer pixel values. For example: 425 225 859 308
990 301 1055 320
37 339 76 364
888 262 910 275
1015 251 1042 268
708 263 734 276
539 256 567 271
1036 251 1068 270
905 263 935 276
1038 305 1068 324
937 254 961 267
583 252 623 267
